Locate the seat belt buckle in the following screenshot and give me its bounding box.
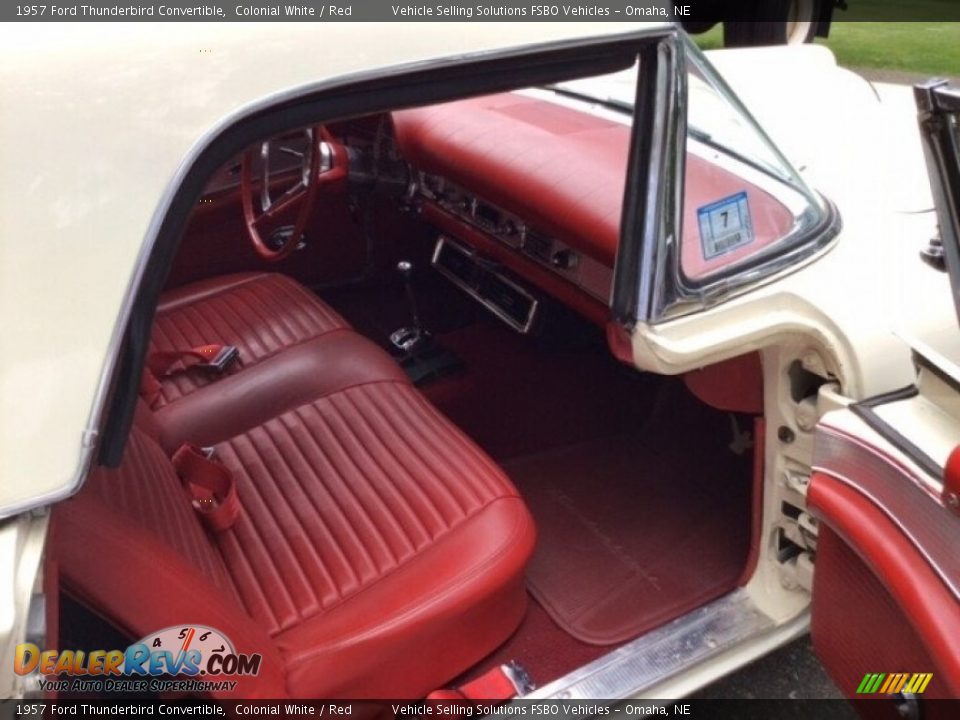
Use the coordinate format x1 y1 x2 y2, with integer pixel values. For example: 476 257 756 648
198 345 239 373
502 661 535 696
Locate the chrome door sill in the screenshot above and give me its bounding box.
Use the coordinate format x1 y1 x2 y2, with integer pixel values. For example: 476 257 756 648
524 588 789 700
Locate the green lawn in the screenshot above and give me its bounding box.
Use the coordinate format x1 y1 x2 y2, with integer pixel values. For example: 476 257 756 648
695 21 960 77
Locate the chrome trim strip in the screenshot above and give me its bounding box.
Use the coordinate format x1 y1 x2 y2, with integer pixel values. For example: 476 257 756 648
525 589 774 700
0 27 677 520
318 139 333 175
259 140 272 212
813 424 960 602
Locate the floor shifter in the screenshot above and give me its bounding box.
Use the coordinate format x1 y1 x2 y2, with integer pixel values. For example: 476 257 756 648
389 259 464 385
389 260 428 354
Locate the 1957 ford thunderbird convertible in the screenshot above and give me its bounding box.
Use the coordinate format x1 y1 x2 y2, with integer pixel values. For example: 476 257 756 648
1 21 959 709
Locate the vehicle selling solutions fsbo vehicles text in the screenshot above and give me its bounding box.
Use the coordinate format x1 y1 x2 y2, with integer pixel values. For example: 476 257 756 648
18 4 356 17
390 5 672 17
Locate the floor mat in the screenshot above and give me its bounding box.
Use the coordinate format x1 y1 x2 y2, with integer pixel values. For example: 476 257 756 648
506 387 753 646
455 595 611 689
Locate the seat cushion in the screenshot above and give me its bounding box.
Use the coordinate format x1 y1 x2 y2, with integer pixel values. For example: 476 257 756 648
54 272 536 699
212 379 535 697
50 428 289 699
149 273 348 408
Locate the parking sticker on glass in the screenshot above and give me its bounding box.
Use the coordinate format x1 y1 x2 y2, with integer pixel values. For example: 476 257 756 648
697 191 754 260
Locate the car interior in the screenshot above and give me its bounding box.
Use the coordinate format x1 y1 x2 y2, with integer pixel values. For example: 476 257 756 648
47 67 780 699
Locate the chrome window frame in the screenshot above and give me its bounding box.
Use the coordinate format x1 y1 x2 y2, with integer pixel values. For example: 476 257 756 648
612 29 841 329
917 78 960 328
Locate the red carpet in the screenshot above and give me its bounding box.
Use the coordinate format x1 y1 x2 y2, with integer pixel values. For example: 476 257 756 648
421 320 659 460
506 386 753 646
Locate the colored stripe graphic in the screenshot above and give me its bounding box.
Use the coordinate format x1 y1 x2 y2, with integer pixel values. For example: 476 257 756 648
857 672 932 695
879 674 894 693
857 673 885 694
891 674 907 693
904 673 933 694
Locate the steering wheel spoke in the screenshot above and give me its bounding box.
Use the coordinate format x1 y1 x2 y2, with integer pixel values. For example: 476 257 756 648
257 181 306 224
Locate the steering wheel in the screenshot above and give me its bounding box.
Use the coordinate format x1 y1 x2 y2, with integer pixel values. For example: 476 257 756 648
240 126 346 262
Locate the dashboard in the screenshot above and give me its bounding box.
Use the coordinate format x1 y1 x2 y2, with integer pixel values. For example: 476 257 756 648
392 90 797 330
418 172 614 305
392 92 626 328
187 90 802 333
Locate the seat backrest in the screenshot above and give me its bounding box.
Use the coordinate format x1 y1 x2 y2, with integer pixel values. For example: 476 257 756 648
49 410 287 697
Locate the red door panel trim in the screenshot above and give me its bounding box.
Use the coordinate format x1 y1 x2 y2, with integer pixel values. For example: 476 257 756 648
808 472 960 696
813 424 959 600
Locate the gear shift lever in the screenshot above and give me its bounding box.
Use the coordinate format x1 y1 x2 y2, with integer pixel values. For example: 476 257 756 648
397 260 421 331
390 260 427 353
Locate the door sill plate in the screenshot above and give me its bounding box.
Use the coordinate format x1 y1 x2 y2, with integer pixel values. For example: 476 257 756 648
525 589 777 700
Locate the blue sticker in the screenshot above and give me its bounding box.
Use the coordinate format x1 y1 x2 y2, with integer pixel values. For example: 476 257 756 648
697 191 754 260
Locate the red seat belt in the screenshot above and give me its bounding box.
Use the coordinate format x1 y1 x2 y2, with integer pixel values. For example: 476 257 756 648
148 344 240 377
171 444 241 532
140 344 239 408
427 662 534 701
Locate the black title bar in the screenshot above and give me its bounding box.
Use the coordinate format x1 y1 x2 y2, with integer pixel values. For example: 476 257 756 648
5 0 960 23
5 699 960 717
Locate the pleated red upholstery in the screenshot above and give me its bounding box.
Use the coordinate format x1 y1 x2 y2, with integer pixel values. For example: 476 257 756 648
213 381 535 697
53 273 536 698
215 381 524 634
80 427 238 597
50 428 289 698
150 273 348 407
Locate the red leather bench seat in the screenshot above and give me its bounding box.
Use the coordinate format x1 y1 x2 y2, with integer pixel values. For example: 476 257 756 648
148 273 349 409
51 273 535 698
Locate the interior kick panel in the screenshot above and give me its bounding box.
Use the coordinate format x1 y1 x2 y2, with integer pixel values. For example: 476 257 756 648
683 352 764 415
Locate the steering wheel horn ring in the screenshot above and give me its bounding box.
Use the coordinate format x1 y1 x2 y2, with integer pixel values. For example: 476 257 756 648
241 126 345 262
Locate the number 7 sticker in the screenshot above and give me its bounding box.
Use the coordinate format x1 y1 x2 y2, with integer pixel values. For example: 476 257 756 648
697 191 754 260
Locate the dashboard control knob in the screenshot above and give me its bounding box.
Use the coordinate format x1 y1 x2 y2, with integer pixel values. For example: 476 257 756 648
550 249 578 271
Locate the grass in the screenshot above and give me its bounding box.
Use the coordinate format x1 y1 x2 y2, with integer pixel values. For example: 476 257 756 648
694 21 960 78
